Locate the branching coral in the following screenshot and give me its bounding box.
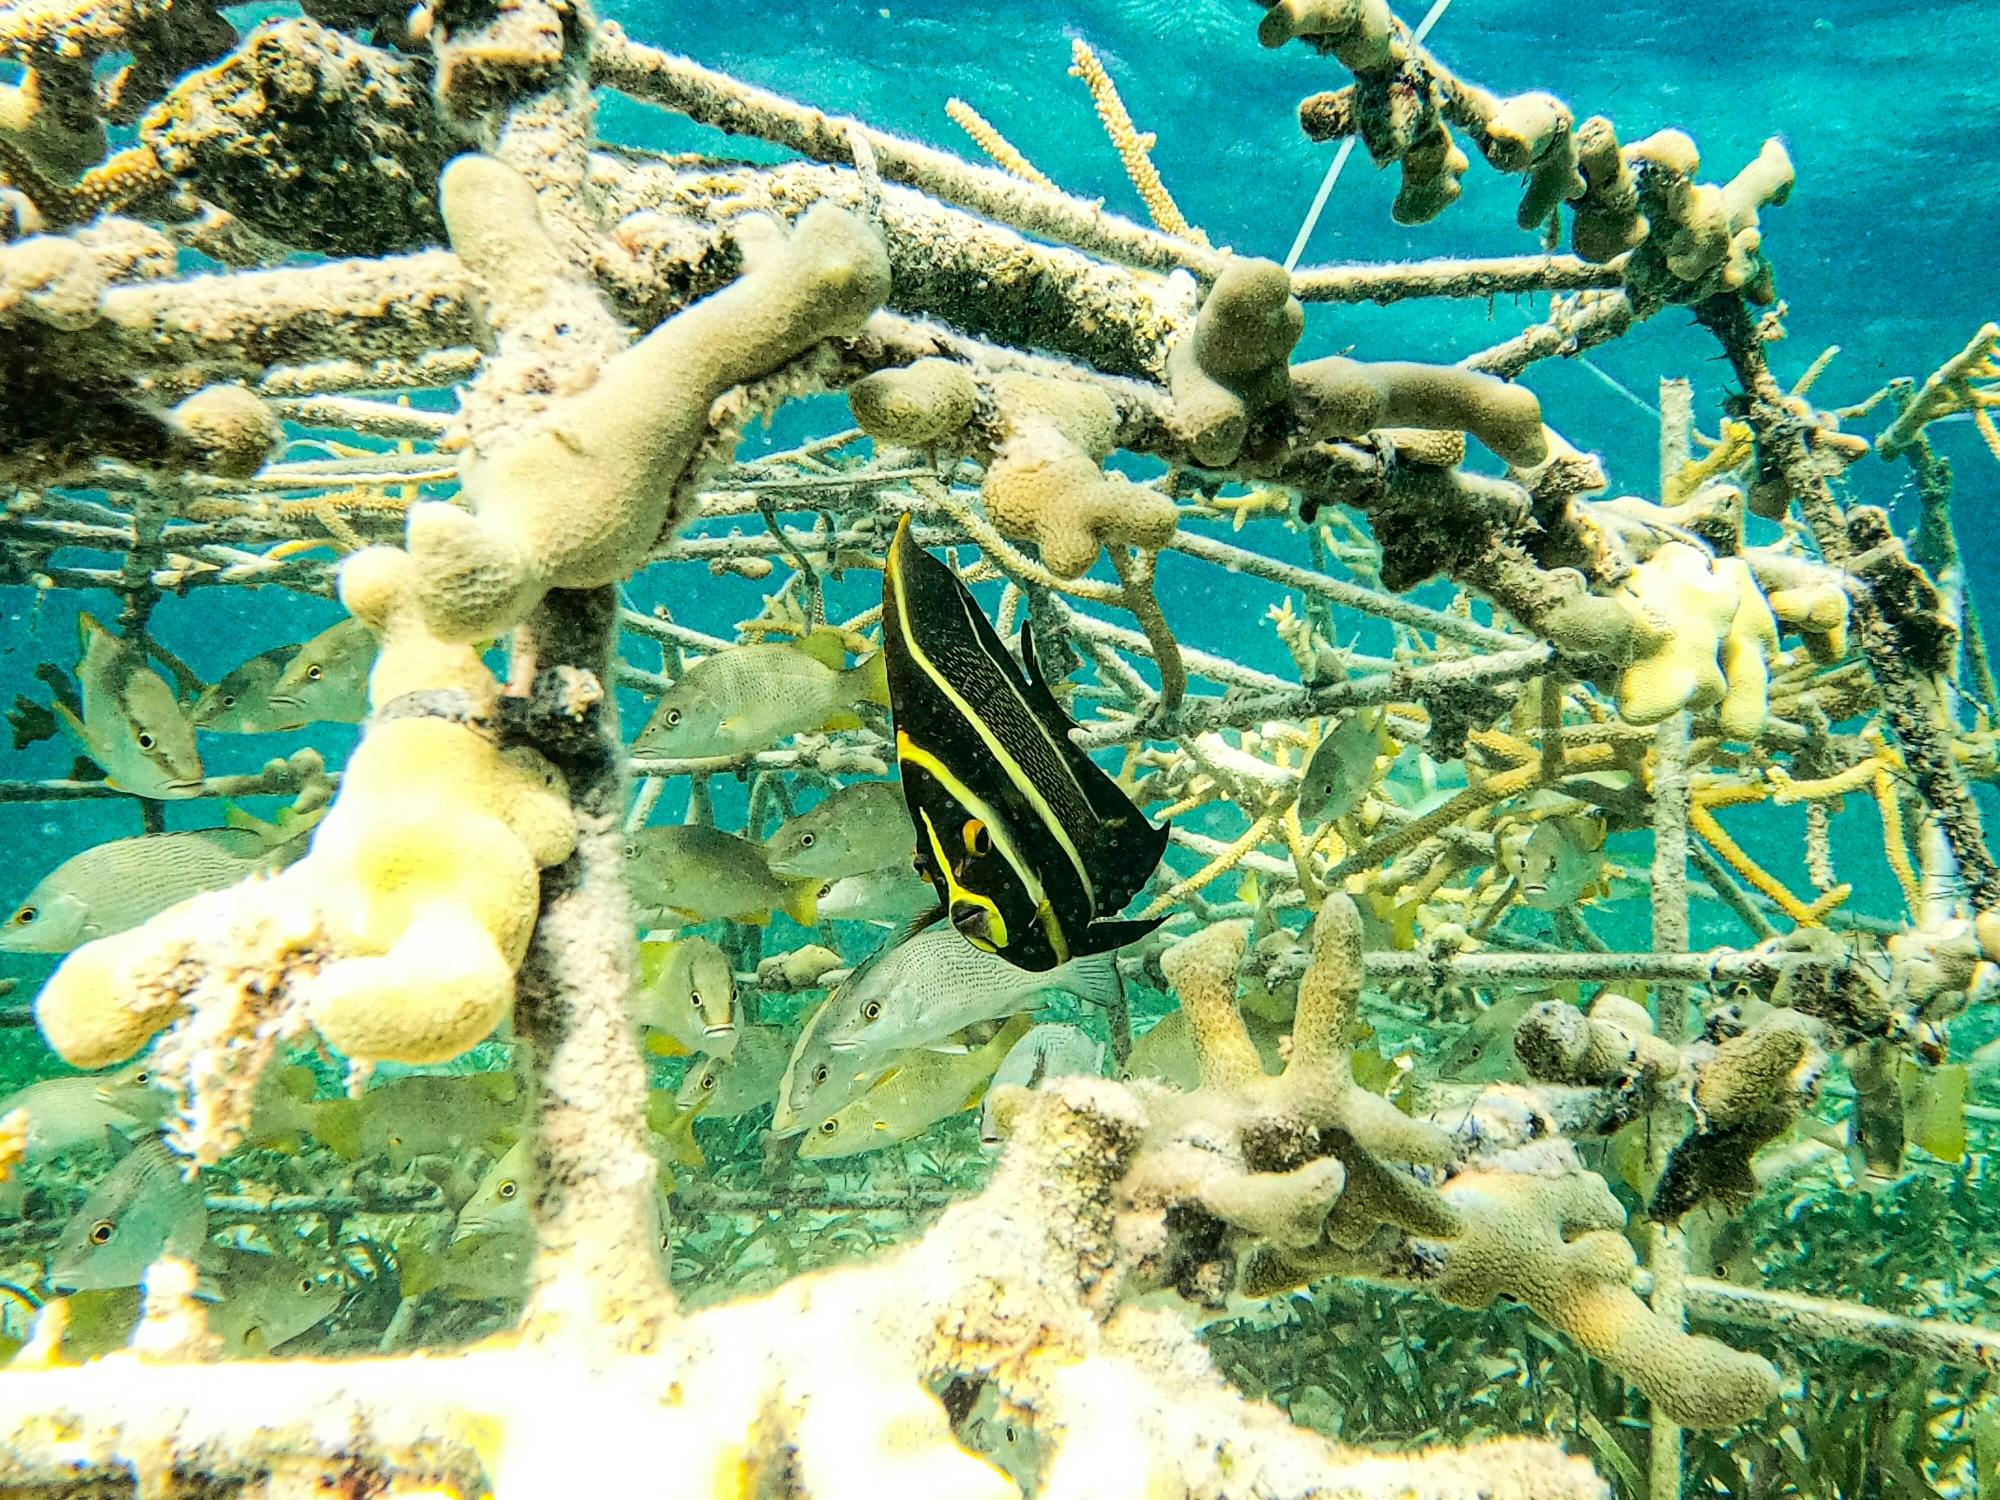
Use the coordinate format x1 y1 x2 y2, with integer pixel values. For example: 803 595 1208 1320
406 154 892 641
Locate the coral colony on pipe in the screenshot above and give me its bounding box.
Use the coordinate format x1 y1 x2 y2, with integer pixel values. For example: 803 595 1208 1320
0 0 1996 1495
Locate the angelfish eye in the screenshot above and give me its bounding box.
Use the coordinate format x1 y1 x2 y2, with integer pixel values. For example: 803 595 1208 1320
306 665 324 681
498 1180 518 1200
136 733 156 751
89 1219 115 1245
962 819 991 856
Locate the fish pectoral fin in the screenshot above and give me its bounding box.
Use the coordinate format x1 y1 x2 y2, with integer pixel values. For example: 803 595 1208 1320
1074 915 1170 957
848 649 890 709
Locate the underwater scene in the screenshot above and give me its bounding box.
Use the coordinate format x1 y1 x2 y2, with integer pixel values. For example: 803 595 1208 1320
0 0 1997 1493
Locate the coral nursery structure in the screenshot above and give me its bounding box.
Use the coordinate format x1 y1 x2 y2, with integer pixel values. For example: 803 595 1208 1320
1 0 1998 1497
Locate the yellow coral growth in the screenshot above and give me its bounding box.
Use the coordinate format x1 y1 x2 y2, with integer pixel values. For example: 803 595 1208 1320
1067 39 1205 243
1877 322 2000 463
945 98 1055 190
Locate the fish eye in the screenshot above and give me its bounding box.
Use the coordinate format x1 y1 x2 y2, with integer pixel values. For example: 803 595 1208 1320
10 907 34 926
307 665 324 681
862 1000 882 1021
665 708 682 726
690 991 703 1009
819 882 835 898
817 1118 839 1135
498 1180 518 1199
220 695 236 708
89 1219 115 1245
623 845 638 860
799 832 816 847
812 1064 828 1084
700 1073 716 1090
134 1070 150 1084
136 732 156 750
297 1276 314 1294
962 818 991 856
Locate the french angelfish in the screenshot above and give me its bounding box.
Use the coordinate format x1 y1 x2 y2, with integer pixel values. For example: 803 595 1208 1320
1 820 312 953
56 614 203 798
633 936 739 1058
882 516 1170 971
799 1015 1033 1159
820 923 1122 1058
48 1137 209 1292
633 630 889 760
763 779 916 881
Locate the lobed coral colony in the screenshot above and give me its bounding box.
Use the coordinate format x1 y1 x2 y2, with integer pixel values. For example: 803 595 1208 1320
0 0 1998 1495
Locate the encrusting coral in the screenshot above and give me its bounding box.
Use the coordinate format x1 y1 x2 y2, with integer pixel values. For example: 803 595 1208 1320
1290 355 1550 469
406 153 892 642
1165 256 1305 466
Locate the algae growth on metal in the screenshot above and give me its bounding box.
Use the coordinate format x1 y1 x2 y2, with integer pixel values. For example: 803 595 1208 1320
0 0 1997 1494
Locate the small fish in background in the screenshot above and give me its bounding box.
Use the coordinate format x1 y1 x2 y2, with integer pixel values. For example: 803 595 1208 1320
632 630 889 760
205 1244 346 1357
624 824 819 927
0 1062 163 1166
356 1070 522 1170
1430 993 1540 1084
1125 1005 1286 1090
814 864 936 926
633 936 738 1058
799 1015 1032 1159
48 1137 208 1292
820 924 1121 1059
53 614 203 798
193 644 297 732
763 780 916 881
452 1140 529 1245
242 1065 362 1160
882 518 1170 970
0 818 316 953
754 943 844 990
195 618 375 734
772 993 895 1137
1295 709 1388 826
1503 813 1608 911
674 1024 789 1120
979 1023 1105 1144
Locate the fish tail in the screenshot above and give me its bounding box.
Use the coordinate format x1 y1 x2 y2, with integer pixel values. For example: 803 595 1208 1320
309 1099 362 1161
782 879 821 927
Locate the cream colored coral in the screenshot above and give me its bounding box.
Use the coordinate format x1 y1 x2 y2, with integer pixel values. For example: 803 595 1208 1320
407 154 891 641
1292 355 1549 468
1166 256 1303 466
1430 1163 1780 1428
982 371 1179 577
1256 0 1394 69
847 357 977 447
1067 38 1202 242
1545 541 1779 738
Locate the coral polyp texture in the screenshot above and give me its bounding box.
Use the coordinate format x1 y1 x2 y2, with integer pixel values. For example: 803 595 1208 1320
0 0 1995 1497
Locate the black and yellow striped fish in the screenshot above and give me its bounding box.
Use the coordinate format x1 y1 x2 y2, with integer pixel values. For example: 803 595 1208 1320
882 516 1170 971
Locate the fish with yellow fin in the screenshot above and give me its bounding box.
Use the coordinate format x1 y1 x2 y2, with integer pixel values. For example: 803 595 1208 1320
624 825 819 927
52 614 202 798
48 1137 208 1292
633 936 738 1058
882 516 1170 971
633 628 888 760
763 779 916 881
800 1014 1032 1159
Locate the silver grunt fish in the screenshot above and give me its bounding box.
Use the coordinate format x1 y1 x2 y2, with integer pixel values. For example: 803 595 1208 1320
48 1137 208 1292
763 780 915 881
799 1015 1031 1159
674 1025 789 1119
633 637 888 761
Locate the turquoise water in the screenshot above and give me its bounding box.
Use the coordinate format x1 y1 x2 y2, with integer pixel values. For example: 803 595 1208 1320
0 1 1997 1492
